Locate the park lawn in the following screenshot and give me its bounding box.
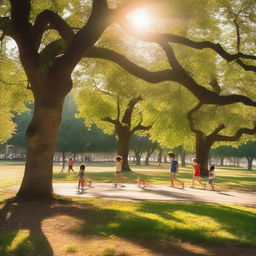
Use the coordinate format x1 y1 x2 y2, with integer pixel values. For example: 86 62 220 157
0 163 256 191
0 193 256 256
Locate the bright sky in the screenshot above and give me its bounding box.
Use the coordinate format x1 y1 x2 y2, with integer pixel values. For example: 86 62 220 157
127 8 153 32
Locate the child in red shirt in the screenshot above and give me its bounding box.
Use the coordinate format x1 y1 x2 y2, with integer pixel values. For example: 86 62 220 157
191 158 206 189
67 158 75 173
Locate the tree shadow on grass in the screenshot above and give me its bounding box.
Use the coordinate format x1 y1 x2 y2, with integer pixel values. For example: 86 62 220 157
135 202 256 246
0 198 256 256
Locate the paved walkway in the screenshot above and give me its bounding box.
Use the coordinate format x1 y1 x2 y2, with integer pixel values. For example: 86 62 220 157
50 183 256 206
9 183 256 206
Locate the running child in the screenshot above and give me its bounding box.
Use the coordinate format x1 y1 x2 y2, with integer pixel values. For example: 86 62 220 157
191 158 206 189
114 156 124 188
208 165 216 190
77 164 91 190
168 152 184 189
67 158 75 173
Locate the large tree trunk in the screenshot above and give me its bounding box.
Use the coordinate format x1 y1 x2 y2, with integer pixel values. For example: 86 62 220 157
117 130 131 172
195 134 211 177
247 157 253 170
17 103 63 199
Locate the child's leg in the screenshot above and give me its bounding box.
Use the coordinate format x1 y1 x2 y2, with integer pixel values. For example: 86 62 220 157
85 178 92 187
198 178 206 188
114 173 119 187
211 180 215 190
71 166 76 174
174 176 184 188
191 177 195 188
170 173 174 187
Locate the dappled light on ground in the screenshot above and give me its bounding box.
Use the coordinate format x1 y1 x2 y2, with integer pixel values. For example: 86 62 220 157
0 198 256 256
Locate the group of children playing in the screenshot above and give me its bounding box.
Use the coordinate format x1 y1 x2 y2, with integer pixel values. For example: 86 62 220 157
75 153 216 191
169 152 216 190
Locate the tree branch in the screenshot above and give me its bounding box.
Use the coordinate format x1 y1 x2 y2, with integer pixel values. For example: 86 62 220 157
87 47 175 83
160 42 256 106
215 122 256 141
88 46 256 107
33 10 74 51
117 95 120 122
102 116 118 125
208 124 225 138
92 78 113 96
233 17 241 52
119 18 256 71
122 96 143 125
187 102 204 135
60 0 112 73
10 0 39 74
131 123 152 134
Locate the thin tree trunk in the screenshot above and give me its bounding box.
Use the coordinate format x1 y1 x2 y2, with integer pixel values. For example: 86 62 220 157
220 156 224 166
247 157 253 170
157 149 163 164
236 157 240 167
134 150 142 165
17 104 63 199
61 151 66 172
145 150 150 166
145 148 155 165
163 154 168 163
181 150 186 167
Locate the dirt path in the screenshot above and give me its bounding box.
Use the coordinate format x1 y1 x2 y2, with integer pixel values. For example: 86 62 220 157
10 183 256 206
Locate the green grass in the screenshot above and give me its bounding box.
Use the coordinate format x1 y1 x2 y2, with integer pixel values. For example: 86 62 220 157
72 199 256 247
1 196 256 256
0 230 52 256
0 162 256 191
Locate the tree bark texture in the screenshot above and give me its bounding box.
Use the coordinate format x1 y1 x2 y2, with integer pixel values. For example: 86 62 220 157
117 129 131 172
17 103 63 199
195 134 212 177
134 151 142 165
247 157 253 170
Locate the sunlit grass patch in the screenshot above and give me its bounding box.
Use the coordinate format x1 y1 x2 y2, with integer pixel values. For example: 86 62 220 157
72 200 256 247
63 244 78 253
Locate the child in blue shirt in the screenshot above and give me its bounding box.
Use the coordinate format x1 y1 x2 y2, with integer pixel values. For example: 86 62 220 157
169 152 184 189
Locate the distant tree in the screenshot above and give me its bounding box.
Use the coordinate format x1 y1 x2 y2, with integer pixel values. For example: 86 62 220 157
76 69 155 171
7 109 33 148
130 135 158 166
238 141 256 170
187 103 256 175
211 145 237 166
57 96 116 169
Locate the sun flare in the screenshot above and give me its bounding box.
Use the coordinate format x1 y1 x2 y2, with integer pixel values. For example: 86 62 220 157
127 8 152 31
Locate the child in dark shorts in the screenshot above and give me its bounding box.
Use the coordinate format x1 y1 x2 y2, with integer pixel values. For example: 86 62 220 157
208 165 216 190
168 152 184 189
